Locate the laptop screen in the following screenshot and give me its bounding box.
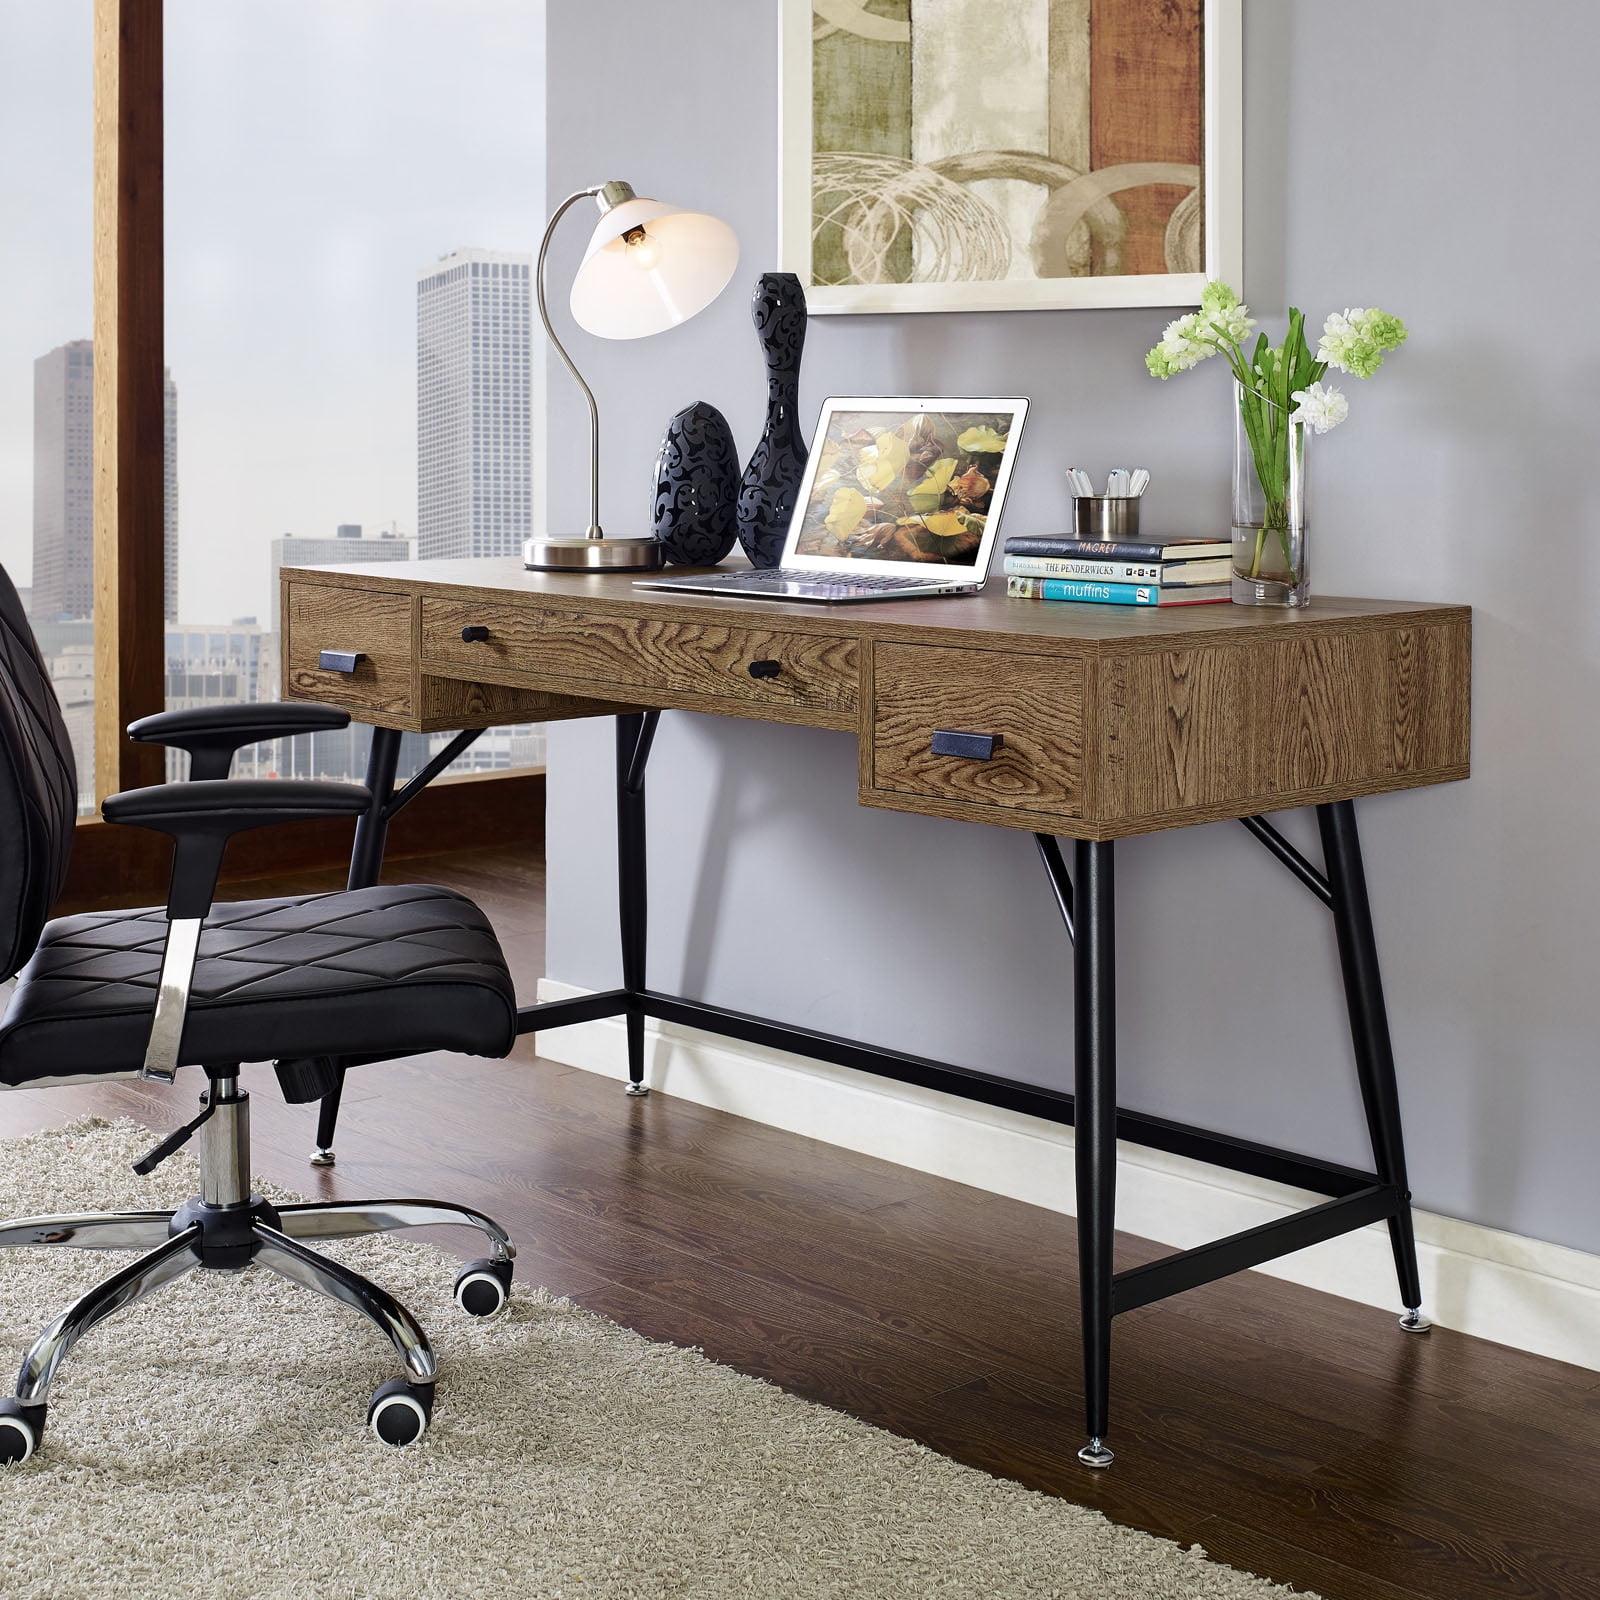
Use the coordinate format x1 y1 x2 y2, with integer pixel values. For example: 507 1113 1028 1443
788 406 1022 569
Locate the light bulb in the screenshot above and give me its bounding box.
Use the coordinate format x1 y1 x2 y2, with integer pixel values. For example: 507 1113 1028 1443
622 226 660 271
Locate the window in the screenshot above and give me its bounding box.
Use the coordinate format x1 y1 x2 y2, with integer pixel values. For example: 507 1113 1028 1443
165 0 548 780
0 3 95 811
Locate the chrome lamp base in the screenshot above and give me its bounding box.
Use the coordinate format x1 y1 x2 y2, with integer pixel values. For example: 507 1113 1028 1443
524 533 662 572
0 1084 517 1462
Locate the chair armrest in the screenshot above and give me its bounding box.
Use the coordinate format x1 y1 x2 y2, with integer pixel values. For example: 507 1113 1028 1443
101 779 371 1084
127 702 352 780
103 780 371 918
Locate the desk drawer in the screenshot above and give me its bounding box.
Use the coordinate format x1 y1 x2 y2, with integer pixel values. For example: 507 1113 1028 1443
285 582 416 719
869 642 1084 818
420 598 859 723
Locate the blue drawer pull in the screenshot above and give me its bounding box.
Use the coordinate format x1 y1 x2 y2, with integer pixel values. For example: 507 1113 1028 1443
318 650 365 674
931 729 1003 761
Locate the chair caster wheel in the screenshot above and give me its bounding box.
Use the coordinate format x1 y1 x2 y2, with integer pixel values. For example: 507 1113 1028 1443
368 1379 433 1446
454 1256 512 1318
0 1399 45 1465
309 1147 336 1168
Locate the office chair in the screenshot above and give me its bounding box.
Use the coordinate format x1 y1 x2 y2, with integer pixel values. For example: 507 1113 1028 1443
0 565 519 1462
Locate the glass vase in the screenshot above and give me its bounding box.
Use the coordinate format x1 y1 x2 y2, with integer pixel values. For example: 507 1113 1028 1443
1231 380 1309 607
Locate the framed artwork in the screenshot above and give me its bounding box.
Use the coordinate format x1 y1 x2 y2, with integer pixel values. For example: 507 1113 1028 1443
779 0 1242 315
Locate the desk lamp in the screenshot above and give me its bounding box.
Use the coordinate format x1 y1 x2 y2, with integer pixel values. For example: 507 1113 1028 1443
524 181 739 571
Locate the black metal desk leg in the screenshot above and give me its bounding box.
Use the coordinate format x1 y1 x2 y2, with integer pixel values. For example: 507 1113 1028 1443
311 727 403 1167
1317 800 1429 1334
1073 838 1118 1468
617 713 658 1096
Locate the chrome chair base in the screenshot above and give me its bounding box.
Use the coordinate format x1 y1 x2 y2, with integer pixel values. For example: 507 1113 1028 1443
0 1094 514 1459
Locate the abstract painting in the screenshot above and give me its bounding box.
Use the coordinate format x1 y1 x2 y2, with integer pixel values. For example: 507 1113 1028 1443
779 0 1241 314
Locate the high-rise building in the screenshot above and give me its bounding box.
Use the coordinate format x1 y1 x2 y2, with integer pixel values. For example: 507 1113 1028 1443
30 340 179 622
416 248 532 561
267 522 413 637
30 341 94 621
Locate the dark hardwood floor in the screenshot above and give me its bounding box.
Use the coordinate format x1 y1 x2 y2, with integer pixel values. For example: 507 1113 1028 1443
3 842 1596 1600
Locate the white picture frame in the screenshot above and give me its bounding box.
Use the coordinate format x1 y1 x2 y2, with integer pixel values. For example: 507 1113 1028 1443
779 0 1242 315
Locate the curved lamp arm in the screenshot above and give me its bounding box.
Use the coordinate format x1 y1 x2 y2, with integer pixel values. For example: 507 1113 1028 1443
537 186 606 538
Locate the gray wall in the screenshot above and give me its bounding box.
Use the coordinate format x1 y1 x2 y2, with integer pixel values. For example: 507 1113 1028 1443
545 1 1600 1255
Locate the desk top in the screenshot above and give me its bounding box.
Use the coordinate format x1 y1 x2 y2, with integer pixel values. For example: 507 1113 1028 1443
286 555 1467 657
280 555 1471 839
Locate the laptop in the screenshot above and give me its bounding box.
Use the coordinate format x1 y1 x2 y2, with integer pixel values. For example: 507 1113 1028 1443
636 395 1029 603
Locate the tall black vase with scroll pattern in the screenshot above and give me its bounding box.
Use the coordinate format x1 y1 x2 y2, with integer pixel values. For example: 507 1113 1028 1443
736 273 809 568
651 401 740 566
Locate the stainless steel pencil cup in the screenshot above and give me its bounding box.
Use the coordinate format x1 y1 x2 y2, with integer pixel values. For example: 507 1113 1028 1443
1073 496 1142 539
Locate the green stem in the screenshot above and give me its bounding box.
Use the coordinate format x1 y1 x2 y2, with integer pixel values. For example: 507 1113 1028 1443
1237 376 1300 585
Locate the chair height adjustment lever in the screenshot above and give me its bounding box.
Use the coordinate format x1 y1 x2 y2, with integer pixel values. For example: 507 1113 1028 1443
131 1095 217 1177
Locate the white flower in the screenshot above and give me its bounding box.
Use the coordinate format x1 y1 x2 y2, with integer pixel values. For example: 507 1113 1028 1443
1157 312 1215 372
1205 302 1256 344
1290 381 1349 434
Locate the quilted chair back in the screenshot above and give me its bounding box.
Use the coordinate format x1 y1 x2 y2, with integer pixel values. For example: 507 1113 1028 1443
0 564 77 981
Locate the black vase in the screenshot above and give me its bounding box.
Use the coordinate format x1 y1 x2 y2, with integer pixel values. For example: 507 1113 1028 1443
651 401 740 566
736 272 809 568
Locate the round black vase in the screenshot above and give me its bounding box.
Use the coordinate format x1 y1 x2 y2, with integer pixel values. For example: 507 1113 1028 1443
651 401 740 566
736 272 809 568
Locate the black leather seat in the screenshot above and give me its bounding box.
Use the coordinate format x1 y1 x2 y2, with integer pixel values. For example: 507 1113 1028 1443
0 562 521 1460
0 883 516 1087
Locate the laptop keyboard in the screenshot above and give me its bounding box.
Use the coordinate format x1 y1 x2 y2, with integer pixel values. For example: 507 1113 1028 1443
725 570 956 591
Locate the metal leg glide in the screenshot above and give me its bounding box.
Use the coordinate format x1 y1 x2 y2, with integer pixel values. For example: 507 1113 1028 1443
1318 800 1429 1333
617 712 658 1096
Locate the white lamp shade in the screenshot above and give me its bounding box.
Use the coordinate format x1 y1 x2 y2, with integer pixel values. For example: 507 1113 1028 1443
569 197 739 340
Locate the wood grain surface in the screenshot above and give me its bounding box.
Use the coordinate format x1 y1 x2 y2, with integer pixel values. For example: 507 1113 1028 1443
91 0 167 799
872 642 1085 815
284 580 416 721
419 596 860 726
282 558 1472 838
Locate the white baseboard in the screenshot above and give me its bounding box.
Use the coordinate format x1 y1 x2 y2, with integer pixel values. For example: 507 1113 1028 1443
535 978 1600 1373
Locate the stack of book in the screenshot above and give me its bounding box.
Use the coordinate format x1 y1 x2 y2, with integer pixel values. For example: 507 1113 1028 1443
1003 535 1232 607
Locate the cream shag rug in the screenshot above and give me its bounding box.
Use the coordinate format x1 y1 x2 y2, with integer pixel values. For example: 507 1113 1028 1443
0 1119 1316 1600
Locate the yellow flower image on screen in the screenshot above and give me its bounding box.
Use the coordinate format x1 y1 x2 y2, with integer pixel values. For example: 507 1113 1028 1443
793 409 1011 564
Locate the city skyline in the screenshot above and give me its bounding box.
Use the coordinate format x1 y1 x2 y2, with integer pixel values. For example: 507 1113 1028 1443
1 0 545 624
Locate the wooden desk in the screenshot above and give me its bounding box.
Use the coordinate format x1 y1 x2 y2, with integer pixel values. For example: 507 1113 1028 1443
283 556 1471 1469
